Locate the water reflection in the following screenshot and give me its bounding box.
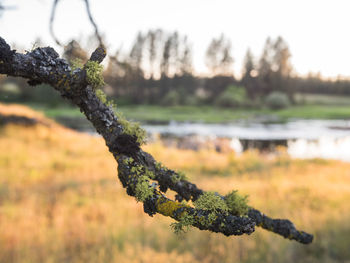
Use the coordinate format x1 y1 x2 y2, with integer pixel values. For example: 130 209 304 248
143 120 350 161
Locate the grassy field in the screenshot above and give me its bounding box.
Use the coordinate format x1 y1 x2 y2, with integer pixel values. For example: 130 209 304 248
0 104 350 262
26 103 350 124
295 93 350 106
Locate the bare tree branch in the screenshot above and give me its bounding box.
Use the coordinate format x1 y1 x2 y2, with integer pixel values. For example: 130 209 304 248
49 0 104 47
0 37 313 244
49 0 62 46
83 0 103 47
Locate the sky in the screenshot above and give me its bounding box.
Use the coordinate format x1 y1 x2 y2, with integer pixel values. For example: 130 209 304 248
1 0 350 78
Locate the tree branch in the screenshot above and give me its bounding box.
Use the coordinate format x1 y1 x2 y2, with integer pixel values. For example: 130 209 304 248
49 0 104 47
49 0 62 46
0 37 313 244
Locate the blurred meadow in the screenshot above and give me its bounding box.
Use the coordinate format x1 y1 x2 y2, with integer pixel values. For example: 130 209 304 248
2 0 350 262
0 104 350 263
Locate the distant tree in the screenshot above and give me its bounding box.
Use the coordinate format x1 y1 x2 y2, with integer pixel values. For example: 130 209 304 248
178 36 193 75
272 36 294 101
129 32 145 77
104 48 134 98
146 29 163 78
170 31 180 75
220 39 234 75
63 40 88 63
205 34 234 76
241 48 257 99
257 36 294 100
160 35 172 77
257 37 273 95
242 48 255 79
273 36 292 78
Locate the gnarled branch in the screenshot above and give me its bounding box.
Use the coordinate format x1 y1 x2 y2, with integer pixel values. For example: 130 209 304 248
0 37 313 244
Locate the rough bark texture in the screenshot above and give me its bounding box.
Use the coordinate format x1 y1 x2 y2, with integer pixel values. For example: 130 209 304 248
0 36 313 244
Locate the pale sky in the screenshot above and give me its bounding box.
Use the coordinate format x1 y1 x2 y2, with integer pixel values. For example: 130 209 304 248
1 0 350 78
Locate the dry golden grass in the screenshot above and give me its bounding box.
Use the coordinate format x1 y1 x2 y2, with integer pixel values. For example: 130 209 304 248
0 104 350 263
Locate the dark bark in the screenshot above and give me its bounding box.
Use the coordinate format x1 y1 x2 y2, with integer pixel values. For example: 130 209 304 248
0 36 313 244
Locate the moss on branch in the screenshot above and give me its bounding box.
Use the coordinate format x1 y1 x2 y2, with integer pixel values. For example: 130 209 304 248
225 190 249 216
0 37 313 244
85 60 105 89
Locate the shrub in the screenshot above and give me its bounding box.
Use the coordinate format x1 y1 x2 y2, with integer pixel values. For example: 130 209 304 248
265 91 290 110
162 90 180 106
183 95 200 106
214 85 248 108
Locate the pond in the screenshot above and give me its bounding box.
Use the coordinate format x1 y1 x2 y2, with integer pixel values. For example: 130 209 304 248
142 119 350 162
56 116 350 162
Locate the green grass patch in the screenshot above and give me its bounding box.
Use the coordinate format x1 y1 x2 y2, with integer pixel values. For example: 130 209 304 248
21 103 350 123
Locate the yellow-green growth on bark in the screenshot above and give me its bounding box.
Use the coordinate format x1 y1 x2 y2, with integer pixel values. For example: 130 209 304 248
92 87 146 145
194 192 229 212
156 198 188 217
171 171 187 183
95 89 107 104
70 58 84 71
170 212 195 234
194 191 229 226
115 111 147 145
224 190 249 216
134 175 154 202
85 61 105 89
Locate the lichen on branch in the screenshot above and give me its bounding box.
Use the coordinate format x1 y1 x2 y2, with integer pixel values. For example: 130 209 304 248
94 88 147 145
84 60 105 89
0 37 313 244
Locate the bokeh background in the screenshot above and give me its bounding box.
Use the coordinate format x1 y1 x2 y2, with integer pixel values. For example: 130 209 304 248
1 1 350 262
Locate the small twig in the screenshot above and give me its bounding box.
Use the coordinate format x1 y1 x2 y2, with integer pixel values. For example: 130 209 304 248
49 0 104 47
83 0 104 47
49 0 62 46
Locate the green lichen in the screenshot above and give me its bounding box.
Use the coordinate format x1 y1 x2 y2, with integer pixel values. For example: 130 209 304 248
130 164 143 175
85 60 105 89
206 212 218 224
92 87 146 145
155 162 169 173
144 168 156 180
194 192 229 213
122 157 134 166
95 89 107 104
155 161 165 171
134 175 154 202
224 190 249 216
155 162 186 183
194 192 229 226
178 171 187 181
115 111 147 145
170 212 194 234
70 58 84 71
171 171 187 183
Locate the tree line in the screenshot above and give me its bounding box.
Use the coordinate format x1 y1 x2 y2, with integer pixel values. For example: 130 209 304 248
2 29 350 108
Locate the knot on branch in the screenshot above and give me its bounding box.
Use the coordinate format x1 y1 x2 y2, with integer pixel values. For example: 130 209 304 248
89 46 106 63
109 133 141 156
